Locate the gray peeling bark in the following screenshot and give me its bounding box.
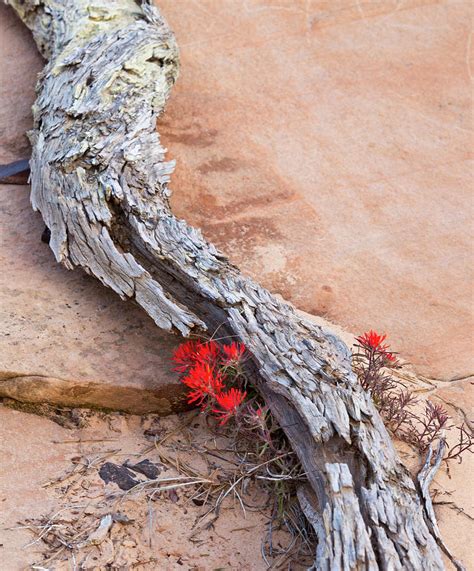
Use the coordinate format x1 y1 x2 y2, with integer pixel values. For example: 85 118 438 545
8 1 446 569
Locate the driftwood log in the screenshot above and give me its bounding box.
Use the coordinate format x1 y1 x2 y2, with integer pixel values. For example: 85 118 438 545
8 1 449 569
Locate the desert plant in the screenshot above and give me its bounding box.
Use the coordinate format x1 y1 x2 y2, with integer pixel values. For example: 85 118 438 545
171 331 472 565
353 330 473 460
172 337 315 565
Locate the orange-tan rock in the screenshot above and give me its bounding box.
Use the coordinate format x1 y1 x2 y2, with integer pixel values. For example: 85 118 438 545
1 2 472 406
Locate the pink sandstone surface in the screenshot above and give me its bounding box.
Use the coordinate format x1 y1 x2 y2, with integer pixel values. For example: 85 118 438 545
0 3 473 569
160 0 473 382
0 3 472 397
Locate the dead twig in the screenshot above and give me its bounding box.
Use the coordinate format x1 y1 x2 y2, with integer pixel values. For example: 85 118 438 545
418 440 466 571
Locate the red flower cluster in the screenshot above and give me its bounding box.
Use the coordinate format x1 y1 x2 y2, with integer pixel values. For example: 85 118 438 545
356 330 395 362
353 329 473 460
173 339 247 425
222 342 246 364
356 330 388 351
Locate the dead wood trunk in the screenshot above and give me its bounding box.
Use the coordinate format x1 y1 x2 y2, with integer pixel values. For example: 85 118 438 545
8 1 447 568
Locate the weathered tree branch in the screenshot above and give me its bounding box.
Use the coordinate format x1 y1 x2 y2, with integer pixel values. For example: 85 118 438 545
8 0 448 568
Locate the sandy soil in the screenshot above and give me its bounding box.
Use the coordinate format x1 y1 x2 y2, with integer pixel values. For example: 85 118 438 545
0 405 304 570
1 369 473 571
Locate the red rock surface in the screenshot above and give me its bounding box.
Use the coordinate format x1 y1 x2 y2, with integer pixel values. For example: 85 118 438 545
159 0 473 381
0 2 472 393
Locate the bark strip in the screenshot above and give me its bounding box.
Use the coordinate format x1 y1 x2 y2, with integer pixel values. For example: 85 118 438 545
7 1 447 568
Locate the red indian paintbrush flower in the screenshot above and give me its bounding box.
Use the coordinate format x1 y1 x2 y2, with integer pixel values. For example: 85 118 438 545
173 340 201 372
182 362 224 406
197 340 220 363
212 388 247 425
356 330 389 351
356 330 395 363
222 341 246 364
173 340 220 372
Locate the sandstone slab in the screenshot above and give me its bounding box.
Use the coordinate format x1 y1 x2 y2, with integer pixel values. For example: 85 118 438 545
0 6 189 413
0 1 472 411
159 0 473 381
0 185 184 413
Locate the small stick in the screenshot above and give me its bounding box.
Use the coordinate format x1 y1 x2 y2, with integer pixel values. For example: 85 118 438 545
417 439 466 571
0 158 30 184
52 438 119 444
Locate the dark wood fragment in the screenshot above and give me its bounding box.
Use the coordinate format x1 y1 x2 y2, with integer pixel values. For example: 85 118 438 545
126 459 161 479
98 462 139 491
0 158 30 184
